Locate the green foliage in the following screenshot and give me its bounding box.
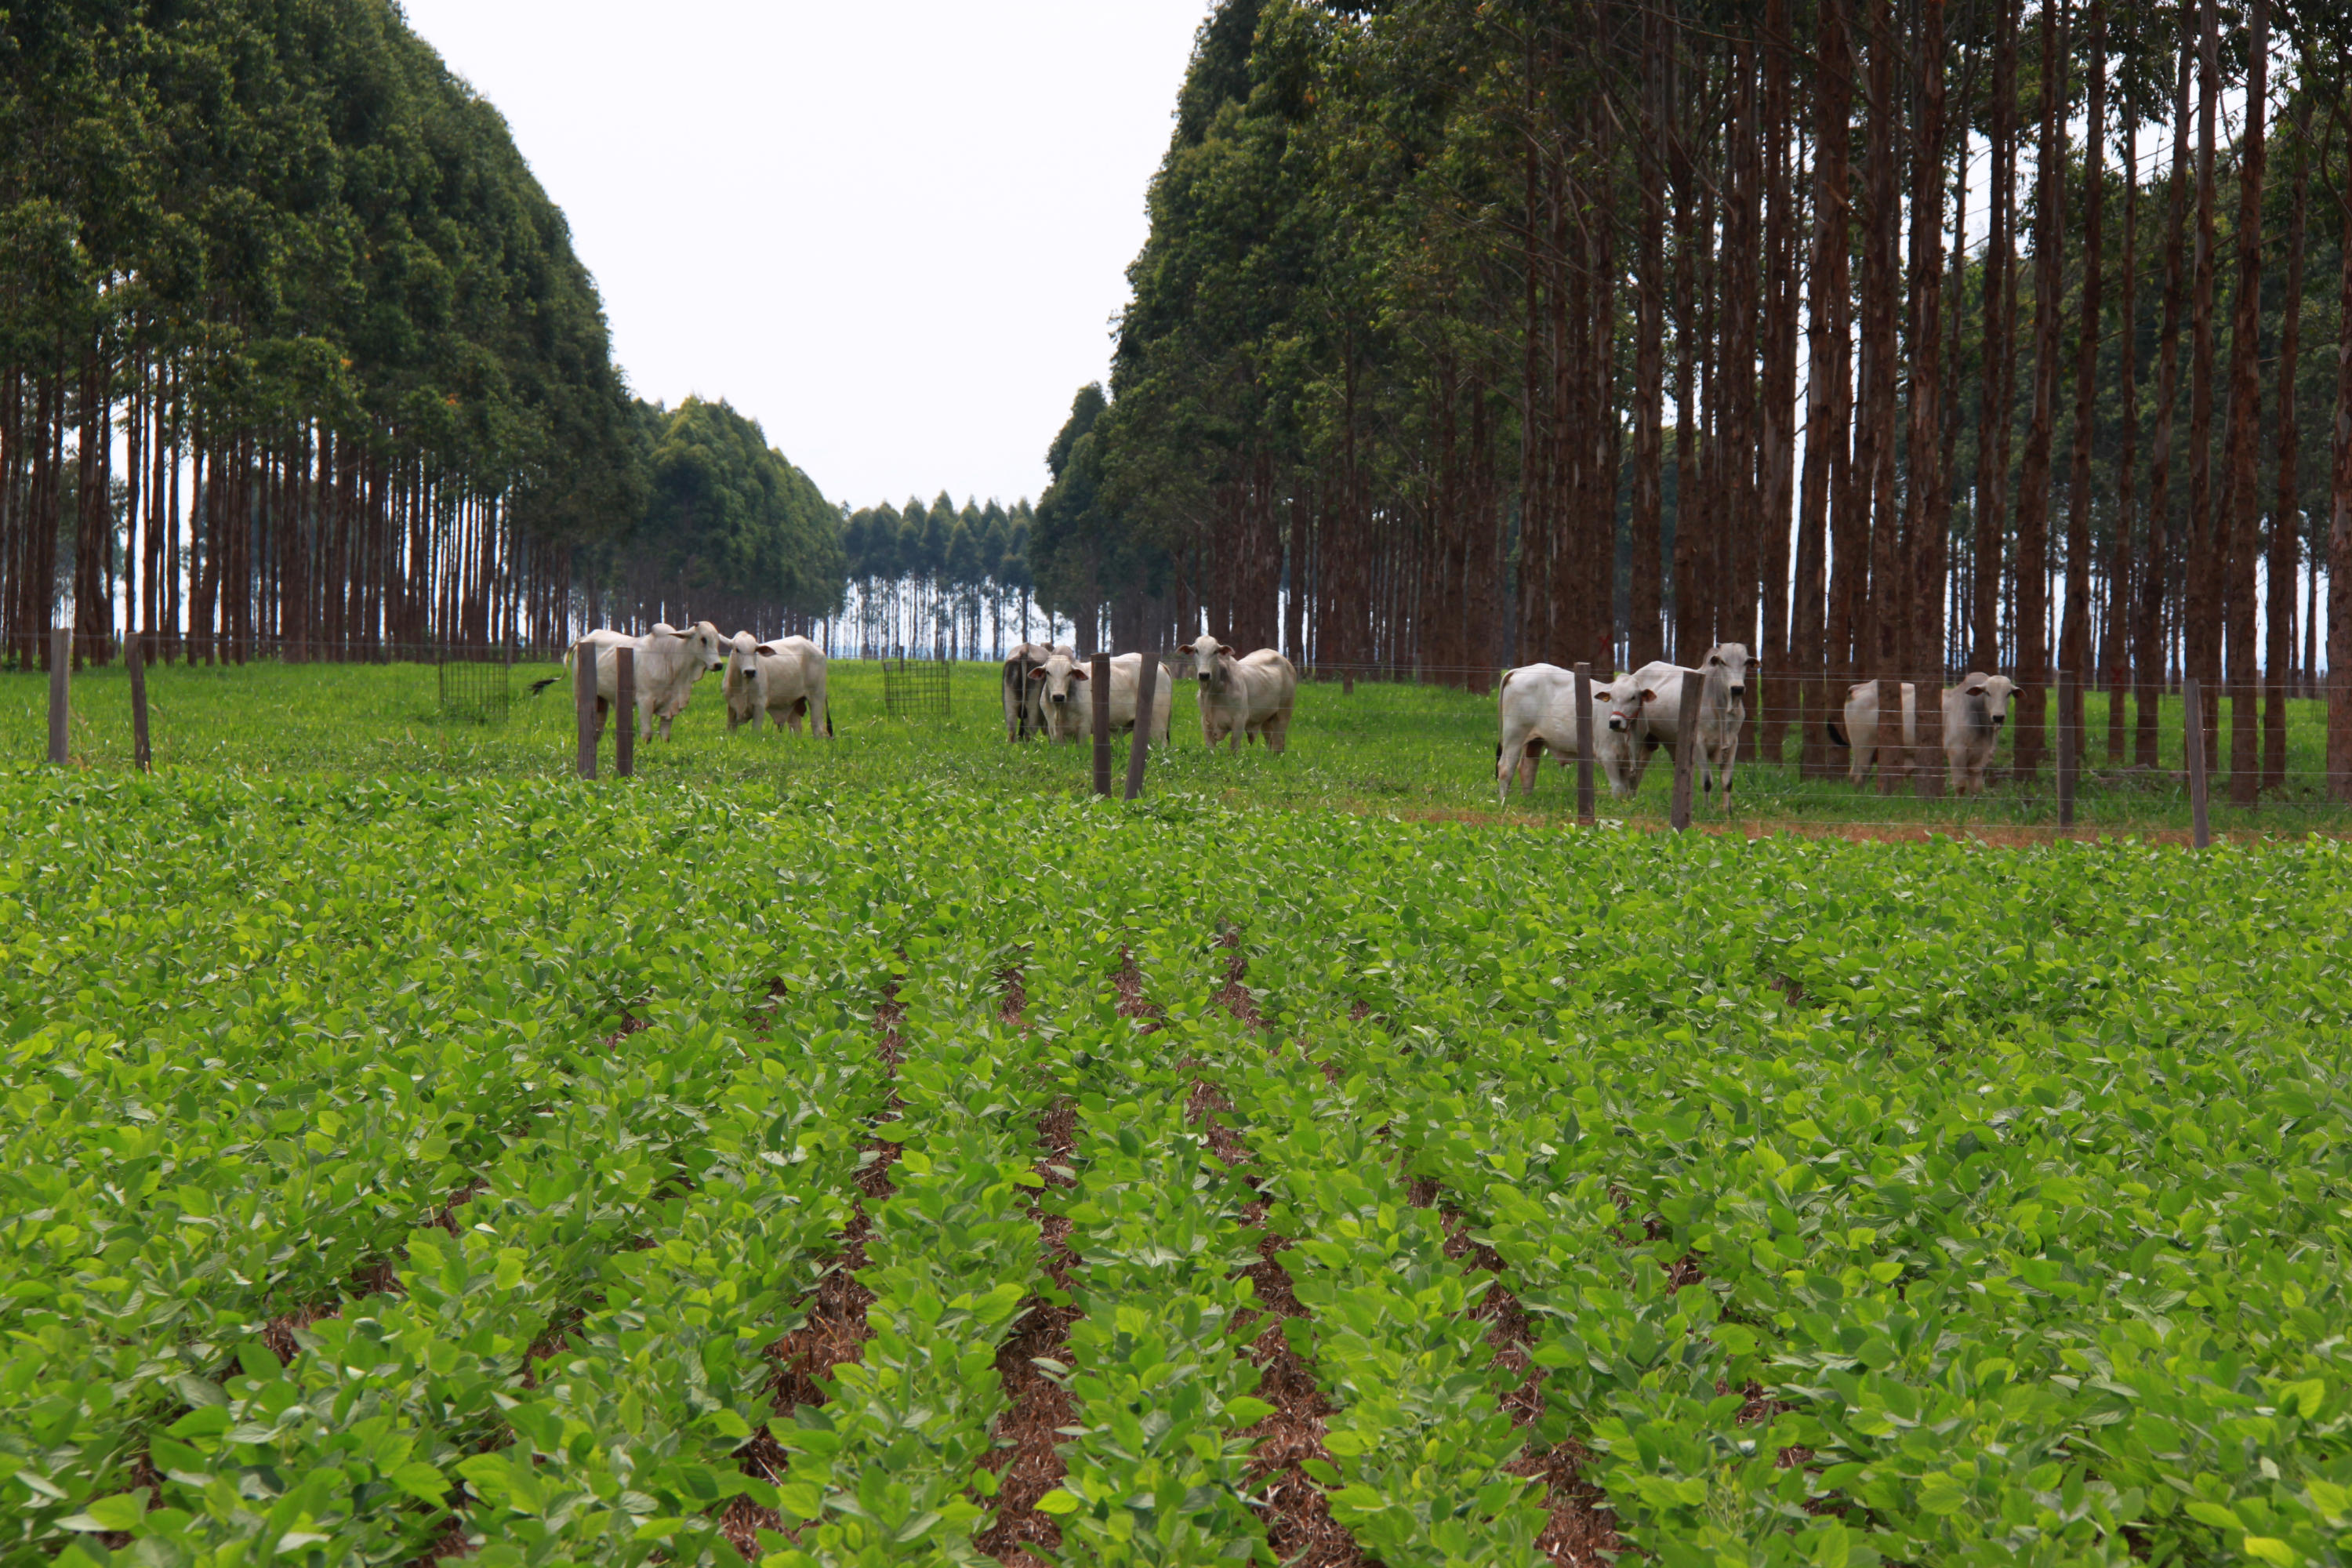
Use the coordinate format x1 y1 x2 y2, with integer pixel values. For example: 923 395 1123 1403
615 397 845 622
4 759 2352 1565
1 0 643 539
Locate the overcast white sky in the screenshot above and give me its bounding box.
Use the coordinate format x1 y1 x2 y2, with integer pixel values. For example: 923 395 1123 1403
397 0 1214 514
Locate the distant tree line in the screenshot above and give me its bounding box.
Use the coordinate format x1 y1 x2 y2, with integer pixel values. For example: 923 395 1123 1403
839 493 1044 659
1037 0 2352 799
0 0 845 668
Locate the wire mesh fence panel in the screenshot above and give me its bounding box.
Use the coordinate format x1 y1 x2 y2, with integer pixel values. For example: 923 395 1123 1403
437 652 513 725
881 655 952 720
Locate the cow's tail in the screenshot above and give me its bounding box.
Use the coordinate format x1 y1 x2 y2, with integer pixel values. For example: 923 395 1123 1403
1826 718 1849 749
528 675 560 697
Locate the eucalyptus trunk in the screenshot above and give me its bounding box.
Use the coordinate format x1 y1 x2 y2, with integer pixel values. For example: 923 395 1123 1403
2137 27 2194 771
2219 0 2266 806
2060 0 2104 747
2009 0 2067 783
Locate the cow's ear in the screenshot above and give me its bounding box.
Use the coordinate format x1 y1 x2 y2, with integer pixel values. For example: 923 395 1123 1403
1029 666 1047 680
755 644 779 656
1965 682 1987 695
1639 688 1657 702
1070 666 1090 680
1219 644 1236 656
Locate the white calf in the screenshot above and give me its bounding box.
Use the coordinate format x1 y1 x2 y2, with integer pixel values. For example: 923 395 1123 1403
1029 651 1173 745
1831 673 2017 795
1494 666 1650 804
725 633 831 736
1178 635 1298 753
547 621 726 742
1628 643 1755 802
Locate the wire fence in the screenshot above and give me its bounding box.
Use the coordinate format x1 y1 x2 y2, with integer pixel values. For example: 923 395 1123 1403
9 632 2350 839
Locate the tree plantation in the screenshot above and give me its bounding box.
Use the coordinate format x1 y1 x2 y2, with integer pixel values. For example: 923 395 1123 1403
0 0 883 668
1031 0 2352 802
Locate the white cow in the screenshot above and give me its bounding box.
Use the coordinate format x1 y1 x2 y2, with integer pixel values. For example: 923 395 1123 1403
1000 642 1073 742
545 621 726 742
1494 666 1652 804
1029 651 1173 745
1834 673 2016 795
1628 643 1755 804
1178 635 1298 753
724 633 831 736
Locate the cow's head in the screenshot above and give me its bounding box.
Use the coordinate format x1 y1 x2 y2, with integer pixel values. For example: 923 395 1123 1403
685 619 728 672
1705 643 1754 702
1960 673 2016 726
1028 652 1087 710
1181 633 1238 691
1604 680 1653 734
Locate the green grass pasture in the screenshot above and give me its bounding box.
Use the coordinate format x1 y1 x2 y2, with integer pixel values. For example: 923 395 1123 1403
3 656 2342 836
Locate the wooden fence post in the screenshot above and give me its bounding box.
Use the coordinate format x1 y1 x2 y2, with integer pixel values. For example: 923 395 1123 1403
1123 655 1158 801
1573 661 1596 826
615 646 636 779
1913 666 1945 798
1671 669 1703 830
47 628 69 765
128 633 151 771
1091 653 1113 795
2183 675 2210 848
2056 667 2076 827
574 641 598 780
1876 677 1904 795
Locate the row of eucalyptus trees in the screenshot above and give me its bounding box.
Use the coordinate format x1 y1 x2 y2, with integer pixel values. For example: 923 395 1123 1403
1042 0 2352 800
839 494 1046 659
1 1 851 671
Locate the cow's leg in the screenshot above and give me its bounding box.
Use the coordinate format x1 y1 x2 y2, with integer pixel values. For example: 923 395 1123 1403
1497 723 1530 804
1267 706 1292 754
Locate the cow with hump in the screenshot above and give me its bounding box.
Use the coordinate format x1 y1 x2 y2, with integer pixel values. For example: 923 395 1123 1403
724 633 832 736
1831 673 2016 795
1626 642 1755 803
1027 649 1174 745
1000 641 1073 741
1494 665 1652 804
540 619 727 742
1178 633 1298 753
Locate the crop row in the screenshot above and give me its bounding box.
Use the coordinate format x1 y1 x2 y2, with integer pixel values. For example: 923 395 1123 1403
5 771 2350 1567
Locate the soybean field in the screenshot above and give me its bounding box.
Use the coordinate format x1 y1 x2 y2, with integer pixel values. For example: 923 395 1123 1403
5 768 2350 1568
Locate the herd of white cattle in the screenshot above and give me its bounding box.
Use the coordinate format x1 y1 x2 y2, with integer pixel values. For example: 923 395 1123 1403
540 620 830 742
998 636 1299 753
1497 646 2021 804
535 622 2021 802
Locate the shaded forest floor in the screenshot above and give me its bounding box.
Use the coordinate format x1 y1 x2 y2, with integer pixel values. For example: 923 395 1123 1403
5 655 2342 837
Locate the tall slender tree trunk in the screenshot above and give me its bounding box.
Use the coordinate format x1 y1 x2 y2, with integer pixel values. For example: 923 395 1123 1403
2107 121 2140 763
2329 105 2352 799
1759 0 1799 764
1799 0 1854 777
1904 0 1949 791
1969 0 2020 671
2010 0 2067 783
2266 107 2307 793
2139 27 2194 768
1855 0 1902 704
2185 0 2223 762
1629 5 1668 670
2060 0 2106 750
2220 0 2267 804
